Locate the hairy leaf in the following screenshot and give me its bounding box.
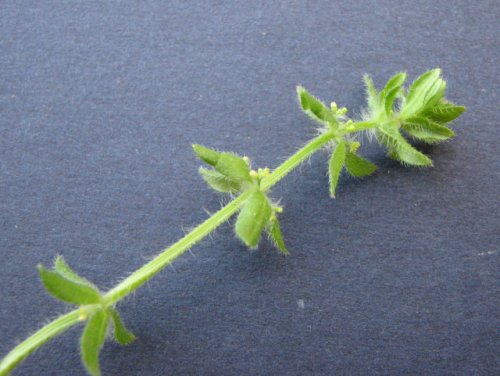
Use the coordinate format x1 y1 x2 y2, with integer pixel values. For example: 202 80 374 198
38 265 101 305
54 256 96 288
345 151 377 177
214 153 251 182
235 189 272 248
380 72 406 115
402 116 455 143
349 141 361 154
199 167 243 193
297 86 338 127
402 68 446 116
363 74 380 114
192 144 220 166
81 310 109 376
109 308 135 345
267 218 288 255
376 123 432 166
328 141 346 198
423 100 466 123
193 145 251 183
381 72 407 97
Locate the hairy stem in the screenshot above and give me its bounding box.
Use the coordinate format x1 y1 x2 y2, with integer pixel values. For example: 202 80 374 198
260 132 334 191
102 190 252 304
343 120 377 134
0 310 81 375
1 127 345 374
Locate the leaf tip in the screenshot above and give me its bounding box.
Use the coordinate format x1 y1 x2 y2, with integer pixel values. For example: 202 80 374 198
192 144 219 166
53 254 65 267
427 67 442 78
296 85 306 104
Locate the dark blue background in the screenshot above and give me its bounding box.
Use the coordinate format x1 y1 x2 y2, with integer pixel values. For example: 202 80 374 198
1 1 498 375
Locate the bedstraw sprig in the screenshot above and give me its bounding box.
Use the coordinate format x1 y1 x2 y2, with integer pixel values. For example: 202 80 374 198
0 69 465 376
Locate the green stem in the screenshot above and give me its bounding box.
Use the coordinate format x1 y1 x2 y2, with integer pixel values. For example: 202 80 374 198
260 132 334 191
1 130 339 375
104 131 336 305
103 190 251 304
342 120 377 134
0 310 81 376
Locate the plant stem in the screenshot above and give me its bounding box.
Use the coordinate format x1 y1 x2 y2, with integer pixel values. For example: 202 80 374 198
0 310 81 376
104 131 336 305
260 132 334 191
1 129 340 375
342 120 377 134
102 190 252 304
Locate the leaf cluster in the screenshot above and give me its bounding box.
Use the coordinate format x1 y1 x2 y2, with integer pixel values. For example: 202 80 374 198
38 256 135 376
297 86 378 197
193 144 288 253
192 69 465 253
297 69 465 196
364 69 465 165
1 69 465 376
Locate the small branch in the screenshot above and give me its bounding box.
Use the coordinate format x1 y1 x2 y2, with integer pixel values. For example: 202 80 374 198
1 69 465 375
0 132 335 373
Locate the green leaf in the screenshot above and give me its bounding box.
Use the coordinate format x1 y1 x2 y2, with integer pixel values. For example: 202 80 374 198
402 69 446 116
297 86 338 127
405 69 440 103
193 145 251 183
328 141 346 198
363 74 380 114
384 87 402 116
38 265 101 305
381 72 407 97
192 144 220 166
81 310 109 376
349 141 361 154
423 100 466 123
380 72 406 115
267 217 288 255
109 308 135 345
54 256 96 288
345 151 377 177
214 153 251 182
402 116 455 143
235 189 272 248
199 167 243 193
428 79 446 108
375 123 433 166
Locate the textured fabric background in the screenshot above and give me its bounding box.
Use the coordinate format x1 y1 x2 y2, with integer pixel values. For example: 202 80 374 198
1 1 498 375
